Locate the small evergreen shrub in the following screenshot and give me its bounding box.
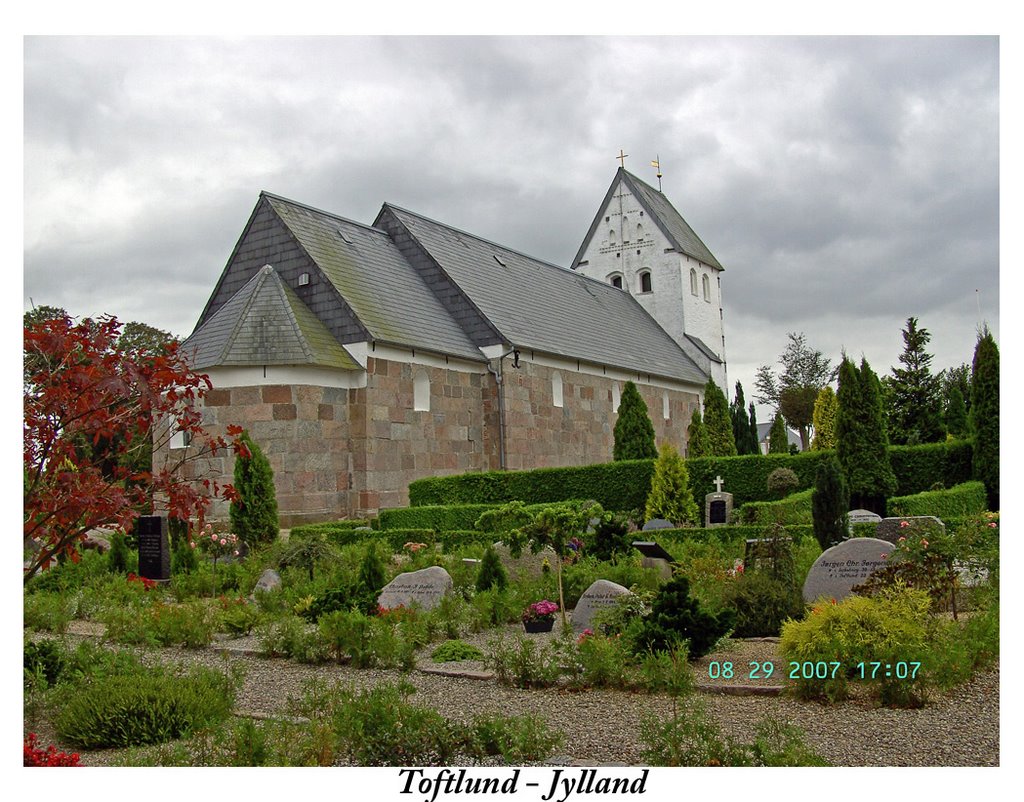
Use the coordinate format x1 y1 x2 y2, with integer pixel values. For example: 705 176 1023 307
230 431 280 545
171 533 198 575
431 639 485 663
613 381 658 460
107 530 130 573
256 616 328 663
54 666 236 748
587 511 634 562
645 443 699 525
24 638 66 688
721 572 804 637
486 635 563 688
466 713 564 763
766 467 799 498
631 575 735 659
475 545 509 592
811 455 849 550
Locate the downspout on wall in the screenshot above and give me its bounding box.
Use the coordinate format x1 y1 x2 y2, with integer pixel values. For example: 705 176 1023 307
486 347 519 471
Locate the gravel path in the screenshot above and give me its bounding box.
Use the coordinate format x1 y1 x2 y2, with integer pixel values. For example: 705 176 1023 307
42 623 999 767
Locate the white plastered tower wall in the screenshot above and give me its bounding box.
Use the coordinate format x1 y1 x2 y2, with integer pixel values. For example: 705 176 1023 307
573 171 728 391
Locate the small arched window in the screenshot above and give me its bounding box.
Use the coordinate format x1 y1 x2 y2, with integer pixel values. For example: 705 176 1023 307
639 271 653 293
552 371 563 408
702 274 711 302
690 268 698 296
608 273 624 289
637 223 644 241
609 229 616 244
413 369 430 411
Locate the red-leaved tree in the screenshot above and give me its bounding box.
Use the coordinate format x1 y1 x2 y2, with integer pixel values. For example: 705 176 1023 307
23 312 247 581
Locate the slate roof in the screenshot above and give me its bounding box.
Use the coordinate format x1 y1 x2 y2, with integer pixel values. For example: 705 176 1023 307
383 205 708 384
265 195 485 363
572 168 723 271
183 265 360 370
684 334 724 365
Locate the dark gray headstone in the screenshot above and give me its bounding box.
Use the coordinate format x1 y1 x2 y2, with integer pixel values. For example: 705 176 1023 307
378 565 453 611
136 515 170 582
803 537 894 602
642 518 674 531
632 541 675 562
875 516 945 544
572 580 634 633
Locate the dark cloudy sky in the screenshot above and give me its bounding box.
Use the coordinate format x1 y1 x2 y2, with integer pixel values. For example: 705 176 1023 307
23 35 1000 419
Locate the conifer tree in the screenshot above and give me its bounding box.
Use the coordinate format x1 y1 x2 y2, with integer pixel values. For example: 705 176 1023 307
970 327 999 510
229 431 280 545
811 455 849 550
613 381 658 461
748 401 760 455
731 382 754 455
835 356 896 515
645 443 699 525
944 384 968 440
702 378 737 456
475 545 508 592
686 407 710 458
811 386 838 450
768 412 789 454
885 317 945 445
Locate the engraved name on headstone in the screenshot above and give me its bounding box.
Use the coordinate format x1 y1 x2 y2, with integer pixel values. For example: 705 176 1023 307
571 579 634 633
377 566 453 611
136 515 170 582
802 537 894 602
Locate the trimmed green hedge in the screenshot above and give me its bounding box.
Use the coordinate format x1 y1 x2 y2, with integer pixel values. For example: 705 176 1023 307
408 460 655 511
408 442 974 522
289 522 383 549
736 489 814 526
639 524 816 548
888 481 988 519
377 501 576 532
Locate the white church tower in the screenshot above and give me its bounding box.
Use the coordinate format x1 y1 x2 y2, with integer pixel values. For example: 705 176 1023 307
571 166 727 390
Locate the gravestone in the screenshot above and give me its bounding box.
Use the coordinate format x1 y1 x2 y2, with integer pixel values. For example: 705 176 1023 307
704 475 733 528
493 542 558 580
378 565 453 611
642 518 674 531
875 516 945 545
251 569 282 596
136 515 170 583
632 540 675 580
571 580 634 634
847 509 883 536
802 537 895 602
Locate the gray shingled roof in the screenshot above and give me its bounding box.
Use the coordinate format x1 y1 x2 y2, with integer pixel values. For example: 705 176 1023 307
385 205 708 384
182 265 360 370
572 168 723 271
266 195 485 363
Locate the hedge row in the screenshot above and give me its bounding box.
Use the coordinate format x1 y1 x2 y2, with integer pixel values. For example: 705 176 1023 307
735 489 814 526
653 524 816 550
289 522 383 549
377 501 575 532
888 481 988 519
407 460 655 511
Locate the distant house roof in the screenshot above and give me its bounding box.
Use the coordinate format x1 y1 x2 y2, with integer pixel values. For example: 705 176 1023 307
756 421 803 451
184 265 360 370
571 168 723 271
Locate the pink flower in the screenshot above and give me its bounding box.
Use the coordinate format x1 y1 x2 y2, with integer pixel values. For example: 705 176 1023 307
899 520 910 528
897 536 906 543
220 538 227 546
210 532 218 541
920 539 929 548
189 541 196 549
988 522 997 528
233 550 240 556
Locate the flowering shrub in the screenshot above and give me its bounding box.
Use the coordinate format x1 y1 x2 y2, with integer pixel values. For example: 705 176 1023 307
126 572 158 591
200 525 241 560
24 733 80 767
522 600 559 624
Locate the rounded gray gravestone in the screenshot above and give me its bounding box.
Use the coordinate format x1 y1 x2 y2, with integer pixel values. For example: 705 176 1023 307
252 568 282 596
642 519 674 531
571 579 634 633
378 565 453 611
803 537 895 603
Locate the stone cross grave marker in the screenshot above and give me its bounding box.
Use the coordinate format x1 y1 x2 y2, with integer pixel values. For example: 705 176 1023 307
705 476 733 527
572 579 634 633
136 515 170 583
802 537 894 603
378 565 453 611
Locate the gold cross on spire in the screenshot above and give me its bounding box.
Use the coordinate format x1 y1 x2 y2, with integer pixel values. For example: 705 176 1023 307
616 149 628 169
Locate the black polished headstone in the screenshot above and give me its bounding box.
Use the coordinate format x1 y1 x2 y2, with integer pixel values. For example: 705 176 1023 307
709 499 728 524
632 541 676 562
136 515 170 582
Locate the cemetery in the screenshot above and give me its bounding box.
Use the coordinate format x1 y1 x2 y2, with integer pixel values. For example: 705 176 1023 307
23 439 999 768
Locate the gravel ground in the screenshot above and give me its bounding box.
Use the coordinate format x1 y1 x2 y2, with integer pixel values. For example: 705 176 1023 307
35 622 999 768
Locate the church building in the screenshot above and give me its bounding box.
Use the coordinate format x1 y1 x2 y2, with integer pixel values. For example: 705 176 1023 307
172 167 728 526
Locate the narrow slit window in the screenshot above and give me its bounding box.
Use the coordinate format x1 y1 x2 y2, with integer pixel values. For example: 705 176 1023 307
413 369 430 411
552 371 563 408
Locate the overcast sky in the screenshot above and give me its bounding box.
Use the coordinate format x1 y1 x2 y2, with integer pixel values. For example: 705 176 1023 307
23 35 1000 420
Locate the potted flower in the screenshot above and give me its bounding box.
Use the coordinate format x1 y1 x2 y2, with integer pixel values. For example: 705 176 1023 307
522 599 559 633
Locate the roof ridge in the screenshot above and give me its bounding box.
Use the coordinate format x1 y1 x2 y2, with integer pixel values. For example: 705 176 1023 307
261 191 389 238
216 266 269 364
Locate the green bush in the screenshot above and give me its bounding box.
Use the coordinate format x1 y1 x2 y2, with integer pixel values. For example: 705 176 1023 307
888 441 973 496
54 665 237 748
766 467 800 498
475 545 509 592
486 634 563 688
466 713 564 762
431 639 485 663
24 637 66 688
737 489 813 526
102 599 219 649
257 616 329 663
779 586 933 706
230 431 280 545
24 592 76 633
721 572 804 637
107 530 131 573
379 504 500 531
888 481 988 519
288 521 381 549
631 575 735 659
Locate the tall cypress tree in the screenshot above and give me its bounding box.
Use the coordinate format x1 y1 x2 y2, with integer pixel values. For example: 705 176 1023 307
812 455 849 550
836 356 896 515
748 401 760 455
703 378 737 456
230 431 280 544
945 384 968 440
686 407 710 458
768 412 789 454
970 327 999 510
613 380 658 460
811 386 838 450
645 443 699 525
731 382 754 455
